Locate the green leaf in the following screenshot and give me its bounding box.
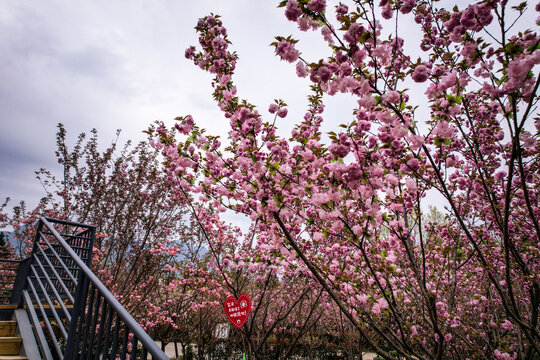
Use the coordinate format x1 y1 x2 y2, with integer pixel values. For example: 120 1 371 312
511 2 527 13
527 42 540 52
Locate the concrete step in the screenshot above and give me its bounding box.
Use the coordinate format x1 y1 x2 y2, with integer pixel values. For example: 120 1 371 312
0 337 22 356
0 322 15 337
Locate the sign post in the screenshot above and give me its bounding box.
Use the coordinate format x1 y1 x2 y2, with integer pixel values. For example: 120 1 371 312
224 293 251 359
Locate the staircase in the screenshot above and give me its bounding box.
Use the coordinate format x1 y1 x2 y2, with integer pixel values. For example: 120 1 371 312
0 217 169 360
0 309 23 360
0 262 29 360
0 304 40 360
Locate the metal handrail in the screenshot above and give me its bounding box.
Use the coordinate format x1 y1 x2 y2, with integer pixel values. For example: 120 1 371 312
41 217 168 359
17 217 169 360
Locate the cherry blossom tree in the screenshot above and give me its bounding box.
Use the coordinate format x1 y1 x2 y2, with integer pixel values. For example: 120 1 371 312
177 206 328 359
1 124 193 318
0 197 59 258
154 1 540 359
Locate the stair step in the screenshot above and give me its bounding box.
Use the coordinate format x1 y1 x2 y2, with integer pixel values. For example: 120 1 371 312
0 322 16 337
0 337 22 356
0 306 17 311
27 304 73 310
0 356 27 360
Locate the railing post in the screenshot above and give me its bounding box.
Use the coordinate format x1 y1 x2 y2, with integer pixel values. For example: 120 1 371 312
9 257 31 306
87 226 96 266
63 264 90 358
30 219 44 257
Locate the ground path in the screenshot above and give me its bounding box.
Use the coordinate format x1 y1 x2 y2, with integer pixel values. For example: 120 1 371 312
156 342 378 359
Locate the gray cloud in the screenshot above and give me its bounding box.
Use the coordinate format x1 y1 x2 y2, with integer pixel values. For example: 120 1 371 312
0 0 329 215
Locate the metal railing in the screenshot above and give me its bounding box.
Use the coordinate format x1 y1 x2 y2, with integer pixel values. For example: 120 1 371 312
14 217 168 360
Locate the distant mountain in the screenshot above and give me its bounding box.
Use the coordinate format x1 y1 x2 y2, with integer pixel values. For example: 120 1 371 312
0 231 15 247
0 231 15 257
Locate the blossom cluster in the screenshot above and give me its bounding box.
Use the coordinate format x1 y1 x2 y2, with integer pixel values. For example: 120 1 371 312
153 1 540 358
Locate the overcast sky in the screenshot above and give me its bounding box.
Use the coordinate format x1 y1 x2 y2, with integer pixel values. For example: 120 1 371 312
2 1 534 220
0 1 356 210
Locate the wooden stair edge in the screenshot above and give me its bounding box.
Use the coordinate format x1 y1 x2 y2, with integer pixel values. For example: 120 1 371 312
0 337 22 356
1 304 74 310
0 337 22 342
0 304 73 311
23 304 73 310
0 321 16 337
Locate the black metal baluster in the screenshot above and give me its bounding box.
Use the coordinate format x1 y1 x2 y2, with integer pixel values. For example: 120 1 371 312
130 335 138 360
141 346 148 360
109 314 122 359
120 324 130 360
80 286 97 360
94 299 109 360
65 274 90 359
86 292 102 360
101 306 115 359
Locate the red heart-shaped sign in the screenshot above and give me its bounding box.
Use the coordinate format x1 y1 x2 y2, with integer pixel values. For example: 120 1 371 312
224 293 251 329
